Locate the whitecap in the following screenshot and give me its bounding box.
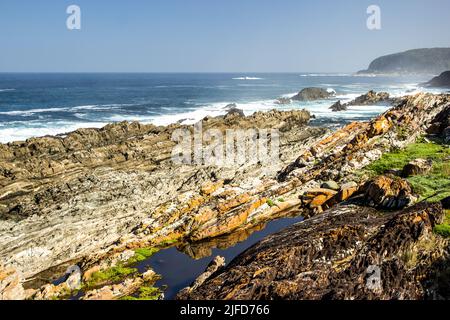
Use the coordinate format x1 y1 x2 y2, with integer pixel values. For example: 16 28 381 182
299 73 351 77
232 77 263 80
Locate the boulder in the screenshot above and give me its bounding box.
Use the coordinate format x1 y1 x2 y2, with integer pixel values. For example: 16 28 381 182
291 88 334 101
402 158 433 177
362 175 416 210
336 182 359 202
441 196 450 209
321 180 340 191
301 188 338 211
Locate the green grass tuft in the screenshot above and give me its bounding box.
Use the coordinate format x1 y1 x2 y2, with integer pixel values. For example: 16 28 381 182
86 266 137 289
266 199 275 207
434 224 450 238
131 247 159 263
120 286 162 300
434 210 450 238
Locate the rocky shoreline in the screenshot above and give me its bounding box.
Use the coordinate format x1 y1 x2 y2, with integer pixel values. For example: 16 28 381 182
1 91 449 300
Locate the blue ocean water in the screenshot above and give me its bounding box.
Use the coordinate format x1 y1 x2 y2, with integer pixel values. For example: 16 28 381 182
0 73 442 143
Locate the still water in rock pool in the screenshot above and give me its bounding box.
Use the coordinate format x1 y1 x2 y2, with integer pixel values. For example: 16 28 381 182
137 214 304 299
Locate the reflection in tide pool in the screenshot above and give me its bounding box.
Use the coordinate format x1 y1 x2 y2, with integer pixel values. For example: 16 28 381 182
137 213 304 299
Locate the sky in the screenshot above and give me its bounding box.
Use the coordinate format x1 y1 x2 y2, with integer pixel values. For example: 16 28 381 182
0 0 449 72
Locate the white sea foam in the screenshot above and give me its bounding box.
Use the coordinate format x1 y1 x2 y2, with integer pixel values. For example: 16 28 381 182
300 73 351 77
0 89 15 92
232 77 263 80
0 104 129 116
3 81 439 144
0 108 66 116
0 121 107 143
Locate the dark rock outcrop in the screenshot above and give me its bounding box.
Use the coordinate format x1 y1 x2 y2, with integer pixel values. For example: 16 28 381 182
402 159 433 177
426 104 450 143
329 100 347 112
225 107 245 118
291 88 334 101
358 48 450 75
345 91 391 106
177 202 446 300
441 196 450 209
328 91 391 113
423 71 450 88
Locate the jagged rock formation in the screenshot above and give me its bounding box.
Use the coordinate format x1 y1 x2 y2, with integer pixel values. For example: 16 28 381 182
359 175 416 210
426 104 450 143
329 91 391 112
1 92 449 300
291 88 334 101
329 100 346 112
178 202 447 300
358 48 450 75
0 109 315 285
345 91 391 106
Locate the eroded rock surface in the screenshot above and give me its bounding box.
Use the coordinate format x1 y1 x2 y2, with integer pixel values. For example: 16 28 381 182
291 88 334 101
1 92 449 300
0 109 316 282
177 202 447 300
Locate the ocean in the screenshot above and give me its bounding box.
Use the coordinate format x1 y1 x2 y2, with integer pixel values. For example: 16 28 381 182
0 73 444 143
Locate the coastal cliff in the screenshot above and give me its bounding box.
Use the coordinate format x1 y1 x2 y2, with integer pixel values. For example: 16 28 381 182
358 48 450 75
1 92 449 300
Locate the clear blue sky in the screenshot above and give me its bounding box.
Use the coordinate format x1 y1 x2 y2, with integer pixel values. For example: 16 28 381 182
0 0 449 72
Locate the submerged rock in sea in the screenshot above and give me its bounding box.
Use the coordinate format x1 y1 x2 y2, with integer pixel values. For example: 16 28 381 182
345 90 391 106
329 100 347 112
275 97 292 105
177 201 447 300
291 87 334 101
